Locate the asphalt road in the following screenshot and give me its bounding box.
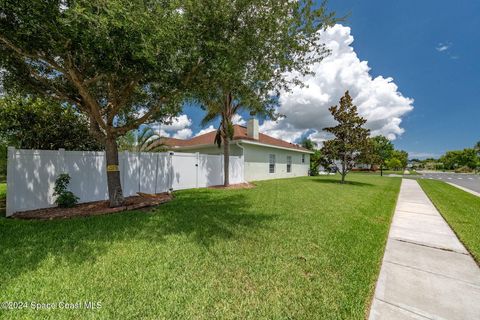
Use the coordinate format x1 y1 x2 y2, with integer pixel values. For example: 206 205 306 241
420 172 480 193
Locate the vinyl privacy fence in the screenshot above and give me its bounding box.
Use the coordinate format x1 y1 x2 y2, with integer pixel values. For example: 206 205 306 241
6 147 244 216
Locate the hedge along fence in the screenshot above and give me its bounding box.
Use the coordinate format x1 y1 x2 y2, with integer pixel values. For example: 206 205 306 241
6 147 244 216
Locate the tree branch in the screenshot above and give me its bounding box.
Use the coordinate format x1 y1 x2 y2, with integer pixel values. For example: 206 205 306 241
64 54 108 132
0 35 67 74
114 97 168 135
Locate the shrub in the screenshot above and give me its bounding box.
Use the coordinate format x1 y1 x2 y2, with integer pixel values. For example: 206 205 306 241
455 166 473 173
53 173 79 208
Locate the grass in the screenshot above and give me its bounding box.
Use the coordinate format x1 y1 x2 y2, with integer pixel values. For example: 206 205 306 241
351 170 419 176
418 179 480 262
0 175 401 319
0 182 6 216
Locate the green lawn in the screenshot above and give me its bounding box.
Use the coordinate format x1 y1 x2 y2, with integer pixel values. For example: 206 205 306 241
0 183 6 216
0 175 400 319
418 179 480 262
351 170 419 176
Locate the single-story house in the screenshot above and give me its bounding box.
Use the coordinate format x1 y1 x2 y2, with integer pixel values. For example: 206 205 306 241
161 118 313 181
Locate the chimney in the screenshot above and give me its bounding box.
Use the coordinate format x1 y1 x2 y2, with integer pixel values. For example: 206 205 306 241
247 117 259 140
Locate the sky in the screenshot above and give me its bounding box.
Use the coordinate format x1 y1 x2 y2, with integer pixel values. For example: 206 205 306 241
156 1 480 159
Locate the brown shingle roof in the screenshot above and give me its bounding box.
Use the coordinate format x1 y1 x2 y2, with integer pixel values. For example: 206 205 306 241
159 125 310 152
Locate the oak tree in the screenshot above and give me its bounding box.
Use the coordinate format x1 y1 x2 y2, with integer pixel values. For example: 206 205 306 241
0 1 201 206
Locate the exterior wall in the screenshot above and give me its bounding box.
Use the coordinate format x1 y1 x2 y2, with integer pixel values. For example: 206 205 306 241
242 144 310 181
170 142 311 182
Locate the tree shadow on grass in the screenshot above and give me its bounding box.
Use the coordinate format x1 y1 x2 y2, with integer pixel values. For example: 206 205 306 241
0 189 275 290
310 178 374 187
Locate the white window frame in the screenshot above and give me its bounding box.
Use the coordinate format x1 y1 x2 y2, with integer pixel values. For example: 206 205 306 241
302 154 306 164
269 154 276 173
286 155 292 173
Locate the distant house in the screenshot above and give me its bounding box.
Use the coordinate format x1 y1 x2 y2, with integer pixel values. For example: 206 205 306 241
160 118 313 181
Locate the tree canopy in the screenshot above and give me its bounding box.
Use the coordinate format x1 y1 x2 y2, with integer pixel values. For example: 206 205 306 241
0 1 203 206
190 0 336 186
321 91 370 183
0 95 103 151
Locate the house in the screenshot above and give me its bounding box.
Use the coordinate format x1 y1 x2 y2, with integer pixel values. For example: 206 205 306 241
160 118 313 181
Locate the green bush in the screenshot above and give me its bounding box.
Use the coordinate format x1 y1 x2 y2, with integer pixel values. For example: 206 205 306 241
454 166 473 173
53 173 79 208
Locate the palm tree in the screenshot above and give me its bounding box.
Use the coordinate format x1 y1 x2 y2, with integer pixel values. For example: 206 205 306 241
117 126 166 153
201 93 240 187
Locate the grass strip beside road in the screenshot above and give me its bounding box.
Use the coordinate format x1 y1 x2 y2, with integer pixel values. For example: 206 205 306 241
418 179 480 262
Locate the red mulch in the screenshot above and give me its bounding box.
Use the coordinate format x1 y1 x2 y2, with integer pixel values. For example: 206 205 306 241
12 193 173 220
208 182 255 190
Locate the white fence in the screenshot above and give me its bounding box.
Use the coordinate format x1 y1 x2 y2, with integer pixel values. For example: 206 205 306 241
6 147 244 216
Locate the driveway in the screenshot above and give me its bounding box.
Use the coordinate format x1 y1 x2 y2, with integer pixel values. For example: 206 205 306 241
420 172 480 193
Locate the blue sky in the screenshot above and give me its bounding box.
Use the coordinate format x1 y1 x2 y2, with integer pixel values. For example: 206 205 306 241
166 1 480 159
327 0 480 159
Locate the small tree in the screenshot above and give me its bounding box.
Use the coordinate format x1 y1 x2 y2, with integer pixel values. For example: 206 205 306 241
392 150 409 171
370 136 394 176
301 138 318 151
322 91 370 184
385 158 402 171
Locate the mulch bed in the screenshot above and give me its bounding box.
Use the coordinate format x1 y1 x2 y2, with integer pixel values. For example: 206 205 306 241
12 193 173 220
208 182 255 190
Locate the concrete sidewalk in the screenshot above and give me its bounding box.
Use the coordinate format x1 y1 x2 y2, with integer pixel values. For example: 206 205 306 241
369 179 480 320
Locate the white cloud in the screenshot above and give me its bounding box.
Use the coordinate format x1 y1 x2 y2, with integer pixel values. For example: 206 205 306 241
232 114 246 125
158 115 192 131
173 128 193 139
435 42 451 52
259 24 414 145
195 125 216 137
151 114 193 138
408 152 440 160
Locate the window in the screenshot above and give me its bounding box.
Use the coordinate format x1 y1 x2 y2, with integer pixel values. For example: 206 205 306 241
302 154 306 164
286 156 292 173
269 154 276 173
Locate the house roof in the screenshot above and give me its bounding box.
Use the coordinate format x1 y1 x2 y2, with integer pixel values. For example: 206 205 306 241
158 125 311 153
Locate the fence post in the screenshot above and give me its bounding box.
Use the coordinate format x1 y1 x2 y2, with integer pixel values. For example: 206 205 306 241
6 146 15 217
137 152 141 193
169 152 174 192
58 148 66 173
154 152 159 194
122 151 128 196
196 152 200 188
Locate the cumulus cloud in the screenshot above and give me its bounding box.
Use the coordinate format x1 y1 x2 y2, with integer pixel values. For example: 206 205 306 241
173 128 193 139
195 125 216 137
232 114 246 125
259 24 414 145
151 115 193 138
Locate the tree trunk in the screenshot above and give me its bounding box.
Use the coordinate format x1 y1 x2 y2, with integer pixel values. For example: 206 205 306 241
341 156 346 184
223 136 230 187
380 164 383 176
105 135 124 207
